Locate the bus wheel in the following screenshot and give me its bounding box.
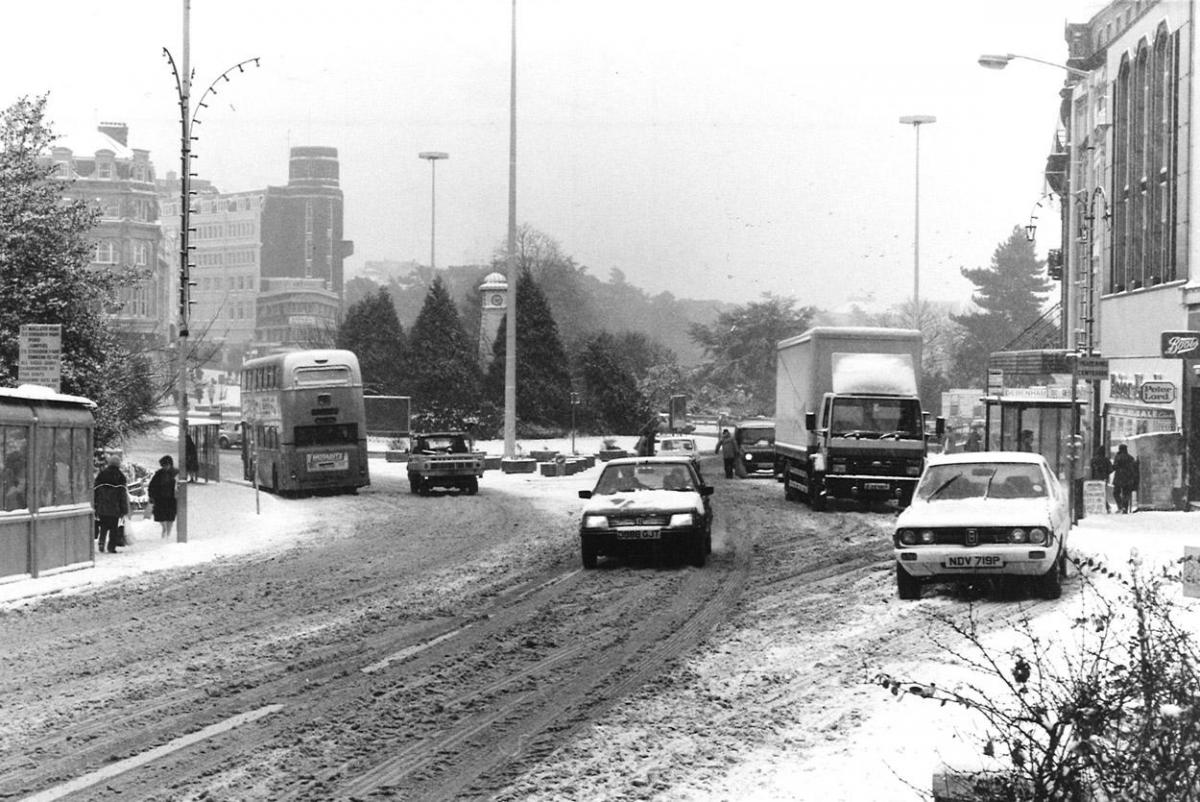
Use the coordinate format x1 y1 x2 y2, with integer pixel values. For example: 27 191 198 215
408 473 421 494
465 477 479 495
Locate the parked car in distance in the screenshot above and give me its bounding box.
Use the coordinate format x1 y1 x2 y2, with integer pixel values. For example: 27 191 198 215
578 456 713 569
657 435 698 459
218 421 244 450
893 452 1069 601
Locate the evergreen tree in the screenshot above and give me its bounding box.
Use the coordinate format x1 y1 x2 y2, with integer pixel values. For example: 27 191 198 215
485 268 573 430
406 277 482 427
574 332 652 433
337 287 406 394
688 294 816 416
951 226 1052 386
0 96 147 445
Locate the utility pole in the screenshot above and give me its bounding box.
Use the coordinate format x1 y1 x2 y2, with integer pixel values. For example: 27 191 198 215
503 0 518 460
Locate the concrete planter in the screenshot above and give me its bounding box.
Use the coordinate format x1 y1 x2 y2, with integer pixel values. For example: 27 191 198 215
530 449 559 462
501 458 538 474
482 455 503 471
597 448 626 462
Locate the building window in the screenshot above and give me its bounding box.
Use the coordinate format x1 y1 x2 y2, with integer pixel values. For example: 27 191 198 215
96 161 113 180
94 240 116 264
134 241 148 266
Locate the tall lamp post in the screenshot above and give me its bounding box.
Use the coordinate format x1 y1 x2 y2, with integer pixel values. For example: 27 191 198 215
418 151 448 270
898 115 936 326
503 0 518 461
164 0 258 541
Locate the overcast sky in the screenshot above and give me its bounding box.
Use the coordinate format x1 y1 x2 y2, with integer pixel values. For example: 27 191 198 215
0 1 1110 310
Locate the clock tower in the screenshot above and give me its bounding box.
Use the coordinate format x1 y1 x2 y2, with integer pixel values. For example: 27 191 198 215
478 271 509 365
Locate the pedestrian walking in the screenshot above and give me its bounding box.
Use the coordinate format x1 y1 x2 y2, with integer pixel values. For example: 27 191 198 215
148 455 180 539
185 433 199 482
93 452 129 553
716 428 740 479
1112 444 1139 513
964 425 982 452
1089 449 1113 481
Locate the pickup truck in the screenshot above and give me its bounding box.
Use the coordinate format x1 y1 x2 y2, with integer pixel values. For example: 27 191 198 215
406 432 484 495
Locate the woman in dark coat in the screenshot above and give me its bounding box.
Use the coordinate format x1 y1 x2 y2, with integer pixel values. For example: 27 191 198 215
148 455 179 538
93 453 129 553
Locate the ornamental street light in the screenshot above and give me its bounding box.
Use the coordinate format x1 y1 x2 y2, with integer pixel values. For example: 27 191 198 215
898 115 936 324
418 151 448 270
164 0 258 542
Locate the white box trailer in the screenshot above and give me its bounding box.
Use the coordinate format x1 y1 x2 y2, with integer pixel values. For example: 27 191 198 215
775 327 936 509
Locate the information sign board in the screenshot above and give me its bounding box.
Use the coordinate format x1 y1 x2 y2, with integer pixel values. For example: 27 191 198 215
1082 480 1108 516
18 323 62 393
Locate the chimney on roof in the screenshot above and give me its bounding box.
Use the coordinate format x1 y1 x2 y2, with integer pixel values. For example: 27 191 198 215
98 121 128 146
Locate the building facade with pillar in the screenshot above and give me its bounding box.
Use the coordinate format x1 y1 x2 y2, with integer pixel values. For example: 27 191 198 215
1060 0 1198 505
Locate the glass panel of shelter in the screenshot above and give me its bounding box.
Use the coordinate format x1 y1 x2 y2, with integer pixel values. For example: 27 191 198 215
985 400 1079 481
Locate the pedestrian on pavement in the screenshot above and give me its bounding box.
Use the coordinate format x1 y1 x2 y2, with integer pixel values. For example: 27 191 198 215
1089 449 1113 481
148 455 180 539
716 429 740 479
964 425 982 452
185 433 199 482
93 452 129 553
1112 444 1139 513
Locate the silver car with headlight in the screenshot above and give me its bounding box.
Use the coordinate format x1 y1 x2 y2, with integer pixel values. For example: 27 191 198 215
893 452 1069 600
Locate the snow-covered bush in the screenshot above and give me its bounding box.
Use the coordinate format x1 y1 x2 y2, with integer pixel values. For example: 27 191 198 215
875 553 1200 801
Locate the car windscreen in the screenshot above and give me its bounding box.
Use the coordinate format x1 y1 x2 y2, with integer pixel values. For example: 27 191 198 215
917 463 1048 501
736 427 774 446
593 463 696 494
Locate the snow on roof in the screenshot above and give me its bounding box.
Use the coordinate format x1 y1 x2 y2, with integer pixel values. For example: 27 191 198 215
54 128 135 160
0 384 96 408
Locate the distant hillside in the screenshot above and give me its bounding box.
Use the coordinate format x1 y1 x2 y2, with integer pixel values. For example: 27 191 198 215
345 262 729 367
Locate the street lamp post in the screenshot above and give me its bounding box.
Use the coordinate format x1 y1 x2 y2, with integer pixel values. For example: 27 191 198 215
898 115 936 325
418 151 448 270
503 0 518 461
977 53 1089 78
164 0 258 542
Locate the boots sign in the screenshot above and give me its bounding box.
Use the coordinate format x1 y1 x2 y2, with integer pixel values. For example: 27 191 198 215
1161 330 1200 358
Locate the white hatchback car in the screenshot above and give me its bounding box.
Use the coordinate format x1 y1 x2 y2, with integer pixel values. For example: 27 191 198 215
893 452 1070 600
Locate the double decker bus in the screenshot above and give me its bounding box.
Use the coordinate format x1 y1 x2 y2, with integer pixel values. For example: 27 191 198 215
239 349 370 495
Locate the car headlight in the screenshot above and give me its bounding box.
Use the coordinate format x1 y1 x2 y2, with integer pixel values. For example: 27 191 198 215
1010 528 1028 544
920 529 935 544
1029 527 1047 545
668 513 695 528
898 529 917 545
906 463 922 476
583 515 608 529
743 453 753 461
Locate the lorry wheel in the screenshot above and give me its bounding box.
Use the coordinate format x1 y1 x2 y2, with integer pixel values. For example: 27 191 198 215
809 491 827 512
465 477 479 495
1038 557 1063 600
784 481 799 502
898 488 914 508
407 473 420 494
218 435 230 449
581 543 598 569
896 564 921 600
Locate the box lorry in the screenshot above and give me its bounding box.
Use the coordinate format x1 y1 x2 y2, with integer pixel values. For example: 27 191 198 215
774 327 941 510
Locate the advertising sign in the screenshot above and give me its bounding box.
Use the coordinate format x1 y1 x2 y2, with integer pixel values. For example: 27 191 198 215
1138 381 1176 405
18 323 62 393
1074 354 1109 381
1161 331 1200 359
1082 480 1108 516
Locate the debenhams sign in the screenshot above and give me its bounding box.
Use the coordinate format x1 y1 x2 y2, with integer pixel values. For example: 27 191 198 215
1161 331 1200 358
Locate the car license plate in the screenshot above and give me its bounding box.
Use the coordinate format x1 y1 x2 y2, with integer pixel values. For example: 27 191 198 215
616 528 661 540
943 555 1004 568
865 482 890 491
307 451 348 472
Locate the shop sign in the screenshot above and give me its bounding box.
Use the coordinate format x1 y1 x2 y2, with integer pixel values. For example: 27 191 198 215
1138 381 1176 404
1109 373 1138 401
1074 354 1109 381
1161 331 1200 359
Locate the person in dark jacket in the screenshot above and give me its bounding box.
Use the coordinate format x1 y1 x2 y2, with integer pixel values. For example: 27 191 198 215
185 434 199 482
93 452 129 553
147 454 179 539
1090 449 1113 480
1112 444 1139 513
716 429 741 479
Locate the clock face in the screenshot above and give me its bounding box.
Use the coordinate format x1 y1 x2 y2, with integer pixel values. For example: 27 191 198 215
490 293 504 307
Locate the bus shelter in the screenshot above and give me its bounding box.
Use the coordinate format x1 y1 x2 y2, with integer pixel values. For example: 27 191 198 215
0 386 96 580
